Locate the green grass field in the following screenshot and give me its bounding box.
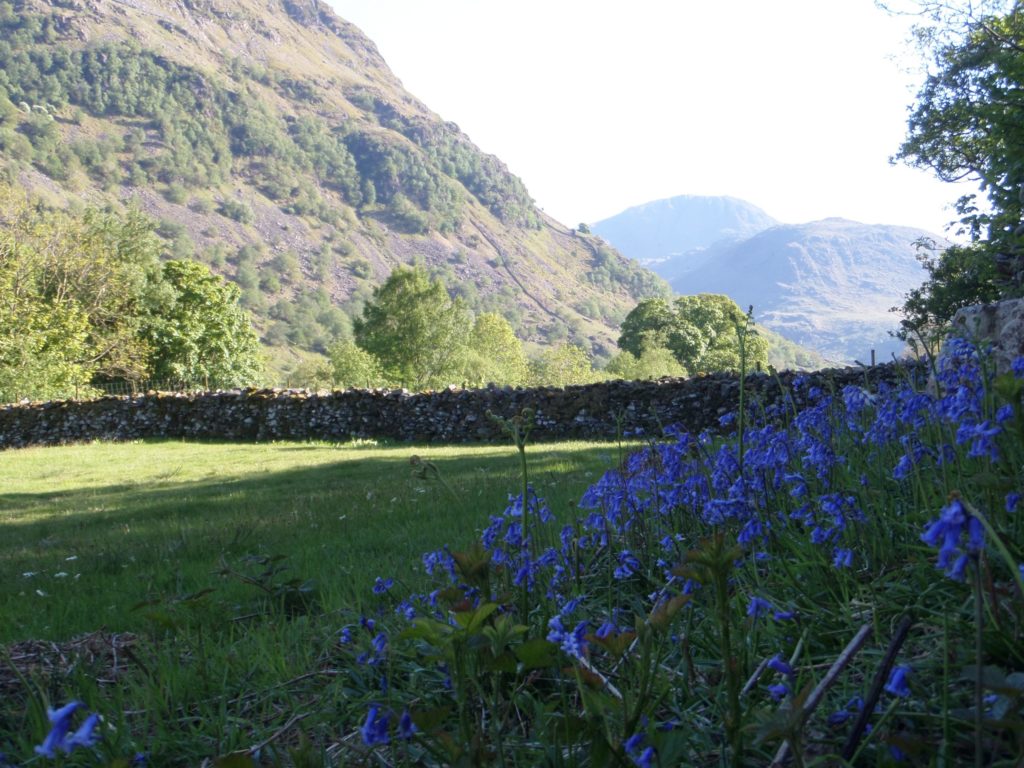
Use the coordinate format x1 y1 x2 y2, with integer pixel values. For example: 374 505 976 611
1 439 621 642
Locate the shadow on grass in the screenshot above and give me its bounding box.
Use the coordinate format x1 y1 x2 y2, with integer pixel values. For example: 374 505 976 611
0 440 624 641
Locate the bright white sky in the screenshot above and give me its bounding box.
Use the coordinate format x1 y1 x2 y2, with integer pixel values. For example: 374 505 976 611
327 0 967 235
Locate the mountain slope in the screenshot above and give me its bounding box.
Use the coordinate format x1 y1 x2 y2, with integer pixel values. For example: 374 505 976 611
0 0 667 373
671 218 936 361
591 194 779 267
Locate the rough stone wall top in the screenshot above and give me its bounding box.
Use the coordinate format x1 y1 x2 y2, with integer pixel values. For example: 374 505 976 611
0 363 921 450
950 297 1024 374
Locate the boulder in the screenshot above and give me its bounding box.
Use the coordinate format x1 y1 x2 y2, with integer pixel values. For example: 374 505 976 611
950 297 1024 374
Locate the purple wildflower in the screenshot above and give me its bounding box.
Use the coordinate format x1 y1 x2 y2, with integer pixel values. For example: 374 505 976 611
747 596 772 618
884 665 912 698
34 701 87 758
768 682 790 701
360 704 390 746
398 710 417 740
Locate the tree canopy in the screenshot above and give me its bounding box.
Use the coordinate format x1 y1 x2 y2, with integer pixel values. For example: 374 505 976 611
0 185 262 401
466 312 530 387
617 294 768 375
529 343 599 388
144 260 263 388
894 1 1024 342
353 265 471 390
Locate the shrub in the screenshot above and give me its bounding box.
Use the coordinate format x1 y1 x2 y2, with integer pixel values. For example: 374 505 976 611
218 199 254 224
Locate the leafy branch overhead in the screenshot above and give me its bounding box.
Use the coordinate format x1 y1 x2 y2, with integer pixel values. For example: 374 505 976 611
895 1 1024 345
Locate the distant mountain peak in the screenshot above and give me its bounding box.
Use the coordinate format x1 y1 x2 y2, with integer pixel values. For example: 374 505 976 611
590 195 946 363
591 194 779 263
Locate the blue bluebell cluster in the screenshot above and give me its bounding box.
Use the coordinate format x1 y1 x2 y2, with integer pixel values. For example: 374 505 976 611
623 732 656 767
359 704 417 746
33 701 100 758
920 497 984 580
343 339 1023 761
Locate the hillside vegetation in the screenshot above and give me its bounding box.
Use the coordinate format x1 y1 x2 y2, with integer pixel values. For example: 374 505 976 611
0 0 667 377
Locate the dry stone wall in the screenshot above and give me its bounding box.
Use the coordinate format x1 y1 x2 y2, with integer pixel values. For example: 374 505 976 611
0 363 921 450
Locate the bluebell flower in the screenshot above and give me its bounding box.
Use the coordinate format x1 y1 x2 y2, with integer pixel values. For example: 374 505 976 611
833 548 854 569
767 653 794 678
828 695 865 726
1013 356 1024 379
66 712 100 749
595 619 616 639
768 683 790 701
624 733 656 767
559 595 584 615
892 454 914 480
513 561 532 588
921 497 985 577
547 616 588 659
962 420 1001 460
395 600 416 620
738 518 767 547
537 547 558 567
747 596 772 618
623 733 645 753
843 385 873 419
884 665 912 697
634 747 656 768
372 576 394 594
422 549 456 580
339 626 353 644
360 704 390 746
949 553 970 582
614 550 641 580
35 701 94 758
827 710 853 726
1006 492 1021 513
398 709 417 740
997 403 1014 423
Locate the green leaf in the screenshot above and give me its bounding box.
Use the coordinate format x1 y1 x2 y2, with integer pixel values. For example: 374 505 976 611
514 638 558 670
453 601 498 633
213 754 257 768
400 618 453 645
411 705 453 733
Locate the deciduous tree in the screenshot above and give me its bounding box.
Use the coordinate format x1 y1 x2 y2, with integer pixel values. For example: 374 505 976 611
465 312 529 386
353 265 470 390
529 343 599 387
617 294 768 375
894 1 1024 334
144 259 263 388
328 339 383 388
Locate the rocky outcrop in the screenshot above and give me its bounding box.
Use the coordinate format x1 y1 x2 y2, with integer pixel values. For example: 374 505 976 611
0 363 920 450
950 297 1024 374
